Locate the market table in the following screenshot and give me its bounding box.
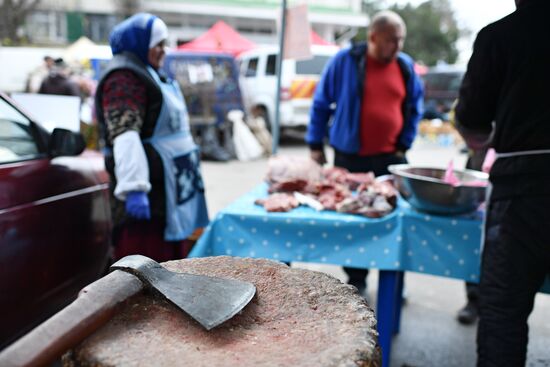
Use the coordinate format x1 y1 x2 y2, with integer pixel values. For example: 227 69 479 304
189 183 488 367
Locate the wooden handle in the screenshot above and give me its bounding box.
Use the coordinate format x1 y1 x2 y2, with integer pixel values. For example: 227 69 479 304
0 270 143 367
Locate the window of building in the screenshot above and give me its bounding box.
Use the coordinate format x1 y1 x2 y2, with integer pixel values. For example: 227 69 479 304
83 14 119 43
26 11 66 44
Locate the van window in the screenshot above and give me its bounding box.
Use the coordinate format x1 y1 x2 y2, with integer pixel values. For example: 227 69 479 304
296 55 331 75
266 54 276 76
245 57 259 77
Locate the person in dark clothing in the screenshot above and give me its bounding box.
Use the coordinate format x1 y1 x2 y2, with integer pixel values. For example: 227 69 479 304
455 0 550 365
456 148 487 325
38 58 80 97
306 10 424 295
26 55 55 93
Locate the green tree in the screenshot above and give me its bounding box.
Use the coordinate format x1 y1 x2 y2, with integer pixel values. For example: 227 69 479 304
356 0 464 66
0 0 41 45
390 0 461 65
361 0 383 14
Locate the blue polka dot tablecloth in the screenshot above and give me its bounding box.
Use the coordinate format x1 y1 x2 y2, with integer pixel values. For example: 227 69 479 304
190 183 485 282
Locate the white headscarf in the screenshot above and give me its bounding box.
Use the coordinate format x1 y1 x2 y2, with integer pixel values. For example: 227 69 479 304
149 17 168 49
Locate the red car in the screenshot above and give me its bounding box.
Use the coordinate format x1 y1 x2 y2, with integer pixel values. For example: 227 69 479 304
0 93 112 349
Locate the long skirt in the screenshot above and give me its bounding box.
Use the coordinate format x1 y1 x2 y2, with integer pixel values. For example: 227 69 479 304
113 220 195 262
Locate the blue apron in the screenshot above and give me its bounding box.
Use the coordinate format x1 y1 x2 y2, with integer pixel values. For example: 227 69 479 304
145 66 209 241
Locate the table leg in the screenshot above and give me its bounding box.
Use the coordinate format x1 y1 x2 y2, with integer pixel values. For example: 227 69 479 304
377 270 404 367
393 271 404 335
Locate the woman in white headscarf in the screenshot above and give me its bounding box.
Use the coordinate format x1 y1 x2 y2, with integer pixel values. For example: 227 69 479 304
95 13 209 262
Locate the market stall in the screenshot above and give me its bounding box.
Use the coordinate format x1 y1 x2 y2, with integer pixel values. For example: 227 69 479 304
189 159 550 366
191 184 482 280
190 183 484 367
177 21 256 57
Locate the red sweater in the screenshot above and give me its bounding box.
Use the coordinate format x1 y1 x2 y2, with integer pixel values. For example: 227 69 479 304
359 55 406 155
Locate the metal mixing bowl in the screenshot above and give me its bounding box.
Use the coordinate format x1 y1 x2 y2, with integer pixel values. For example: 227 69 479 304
388 164 489 215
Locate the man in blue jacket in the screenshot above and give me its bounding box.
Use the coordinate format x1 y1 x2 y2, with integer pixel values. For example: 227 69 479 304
306 10 424 296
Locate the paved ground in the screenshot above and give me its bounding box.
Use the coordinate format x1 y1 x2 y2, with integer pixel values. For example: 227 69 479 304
200 135 550 367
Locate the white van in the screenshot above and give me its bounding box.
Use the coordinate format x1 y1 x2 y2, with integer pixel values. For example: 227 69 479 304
237 45 339 132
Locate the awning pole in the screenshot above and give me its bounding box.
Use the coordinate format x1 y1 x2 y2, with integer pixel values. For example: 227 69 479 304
273 0 287 155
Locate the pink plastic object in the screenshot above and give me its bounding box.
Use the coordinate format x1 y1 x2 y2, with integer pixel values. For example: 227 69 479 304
462 180 487 187
482 148 496 173
443 159 487 187
443 160 460 186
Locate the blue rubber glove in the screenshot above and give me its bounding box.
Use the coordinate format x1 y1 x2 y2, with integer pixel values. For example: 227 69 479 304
125 191 151 220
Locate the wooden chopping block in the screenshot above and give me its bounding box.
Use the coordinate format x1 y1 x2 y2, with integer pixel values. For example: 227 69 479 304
63 257 380 367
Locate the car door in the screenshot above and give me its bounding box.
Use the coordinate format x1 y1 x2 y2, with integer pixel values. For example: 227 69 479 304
0 96 112 348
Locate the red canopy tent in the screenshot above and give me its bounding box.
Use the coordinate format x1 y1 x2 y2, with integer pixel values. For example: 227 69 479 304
310 29 334 46
178 21 256 56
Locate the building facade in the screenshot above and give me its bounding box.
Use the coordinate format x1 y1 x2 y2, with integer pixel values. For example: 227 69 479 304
25 0 368 47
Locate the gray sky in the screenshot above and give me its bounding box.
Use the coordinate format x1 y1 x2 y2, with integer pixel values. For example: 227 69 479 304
448 0 515 33
391 0 517 63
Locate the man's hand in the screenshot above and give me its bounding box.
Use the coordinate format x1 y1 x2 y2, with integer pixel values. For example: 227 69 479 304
394 150 406 159
310 149 327 165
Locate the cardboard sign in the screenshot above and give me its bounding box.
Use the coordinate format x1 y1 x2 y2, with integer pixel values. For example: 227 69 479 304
283 4 312 61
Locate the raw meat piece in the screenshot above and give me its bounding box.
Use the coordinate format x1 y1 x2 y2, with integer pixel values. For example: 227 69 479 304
346 172 375 190
316 183 351 211
323 168 375 190
335 197 363 214
255 193 299 212
322 166 349 184
358 180 398 206
336 190 395 218
263 160 397 218
268 179 308 193
266 156 323 184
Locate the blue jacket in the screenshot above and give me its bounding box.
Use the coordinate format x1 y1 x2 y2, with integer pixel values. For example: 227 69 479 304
306 42 424 154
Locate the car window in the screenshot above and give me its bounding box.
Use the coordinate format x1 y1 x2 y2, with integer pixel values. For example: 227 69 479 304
296 55 331 75
448 73 464 91
244 57 258 77
0 98 40 162
266 54 277 76
423 72 464 92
